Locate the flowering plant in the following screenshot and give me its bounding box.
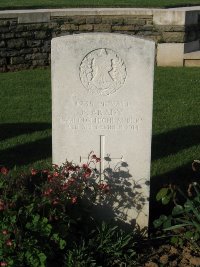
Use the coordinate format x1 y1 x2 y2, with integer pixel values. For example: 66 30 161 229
0 153 110 267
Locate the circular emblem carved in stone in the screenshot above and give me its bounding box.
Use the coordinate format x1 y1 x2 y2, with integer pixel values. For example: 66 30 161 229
79 48 127 96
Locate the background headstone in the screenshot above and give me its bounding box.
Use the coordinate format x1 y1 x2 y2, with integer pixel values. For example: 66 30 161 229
52 33 155 229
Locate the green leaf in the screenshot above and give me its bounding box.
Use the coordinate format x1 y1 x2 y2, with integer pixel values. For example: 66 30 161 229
38 252 47 266
156 188 169 201
163 216 172 228
171 236 179 244
153 215 168 228
161 194 172 205
172 205 184 216
59 239 66 250
164 223 192 231
184 231 193 239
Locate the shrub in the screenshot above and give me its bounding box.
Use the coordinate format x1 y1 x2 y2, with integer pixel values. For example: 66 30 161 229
0 153 138 267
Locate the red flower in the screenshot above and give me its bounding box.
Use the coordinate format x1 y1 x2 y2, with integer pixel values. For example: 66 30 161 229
43 188 53 196
0 262 8 267
91 155 100 162
83 168 92 178
53 171 59 177
0 200 5 211
62 182 69 190
99 183 110 192
71 197 77 204
68 166 76 172
96 157 101 163
31 169 37 176
2 230 8 235
52 164 58 169
42 169 49 174
82 164 88 169
6 239 12 246
0 167 9 175
52 198 59 205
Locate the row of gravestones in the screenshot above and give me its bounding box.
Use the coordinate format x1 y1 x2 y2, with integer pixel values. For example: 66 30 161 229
52 33 155 229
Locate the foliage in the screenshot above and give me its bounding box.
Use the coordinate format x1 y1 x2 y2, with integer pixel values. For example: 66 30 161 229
64 222 137 267
154 160 200 249
0 153 138 266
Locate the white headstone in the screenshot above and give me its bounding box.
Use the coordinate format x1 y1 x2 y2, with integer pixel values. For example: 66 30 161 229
52 33 155 229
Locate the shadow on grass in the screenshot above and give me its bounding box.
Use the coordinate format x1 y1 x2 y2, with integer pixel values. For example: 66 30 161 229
0 123 52 167
0 122 51 141
152 125 200 161
0 137 52 168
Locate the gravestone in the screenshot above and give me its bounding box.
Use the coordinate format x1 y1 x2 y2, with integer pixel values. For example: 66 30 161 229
52 33 155 229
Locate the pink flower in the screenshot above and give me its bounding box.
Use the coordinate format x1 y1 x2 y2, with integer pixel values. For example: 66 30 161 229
71 197 77 204
53 171 59 177
96 157 101 163
0 167 9 175
6 239 12 246
1 262 8 266
42 169 49 174
31 169 37 176
43 188 53 196
52 198 59 205
82 164 88 169
99 183 110 192
2 230 8 235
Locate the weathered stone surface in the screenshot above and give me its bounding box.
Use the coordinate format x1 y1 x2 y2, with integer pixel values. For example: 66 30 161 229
19 48 33 54
0 40 5 47
32 59 48 66
52 33 155 228
124 18 146 25
11 56 24 64
0 26 9 33
86 16 102 24
162 31 186 42
7 39 25 49
68 16 86 25
102 16 124 25
27 40 42 47
60 24 78 31
112 25 135 31
155 25 185 32
25 53 48 60
1 32 15 39
0 58 6 64
15 31 34 38
79 24 93 31
94 24 111 32
0 20 10 26
34 31 49 39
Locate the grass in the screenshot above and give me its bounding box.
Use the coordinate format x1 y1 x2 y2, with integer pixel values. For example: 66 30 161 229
0 69 52 172
0 0 200 9
0 67 200 181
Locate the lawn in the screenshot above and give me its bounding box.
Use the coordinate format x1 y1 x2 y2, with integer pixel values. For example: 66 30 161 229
0 0 200 9
0 67 200 180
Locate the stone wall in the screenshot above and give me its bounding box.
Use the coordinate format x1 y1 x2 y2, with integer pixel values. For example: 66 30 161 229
0 7 199 71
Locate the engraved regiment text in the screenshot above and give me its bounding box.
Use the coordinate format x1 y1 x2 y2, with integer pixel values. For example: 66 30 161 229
59 99 142 132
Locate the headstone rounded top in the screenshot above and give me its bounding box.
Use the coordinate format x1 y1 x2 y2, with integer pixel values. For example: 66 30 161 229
79 48 127 96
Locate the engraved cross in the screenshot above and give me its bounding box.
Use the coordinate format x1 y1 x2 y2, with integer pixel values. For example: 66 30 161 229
80 135 124 180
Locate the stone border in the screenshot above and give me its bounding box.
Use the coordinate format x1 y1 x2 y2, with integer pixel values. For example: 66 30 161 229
0 7 199 25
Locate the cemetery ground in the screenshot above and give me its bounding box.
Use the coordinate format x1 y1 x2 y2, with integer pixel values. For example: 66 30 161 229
0 0 200 9
1 67 200 266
